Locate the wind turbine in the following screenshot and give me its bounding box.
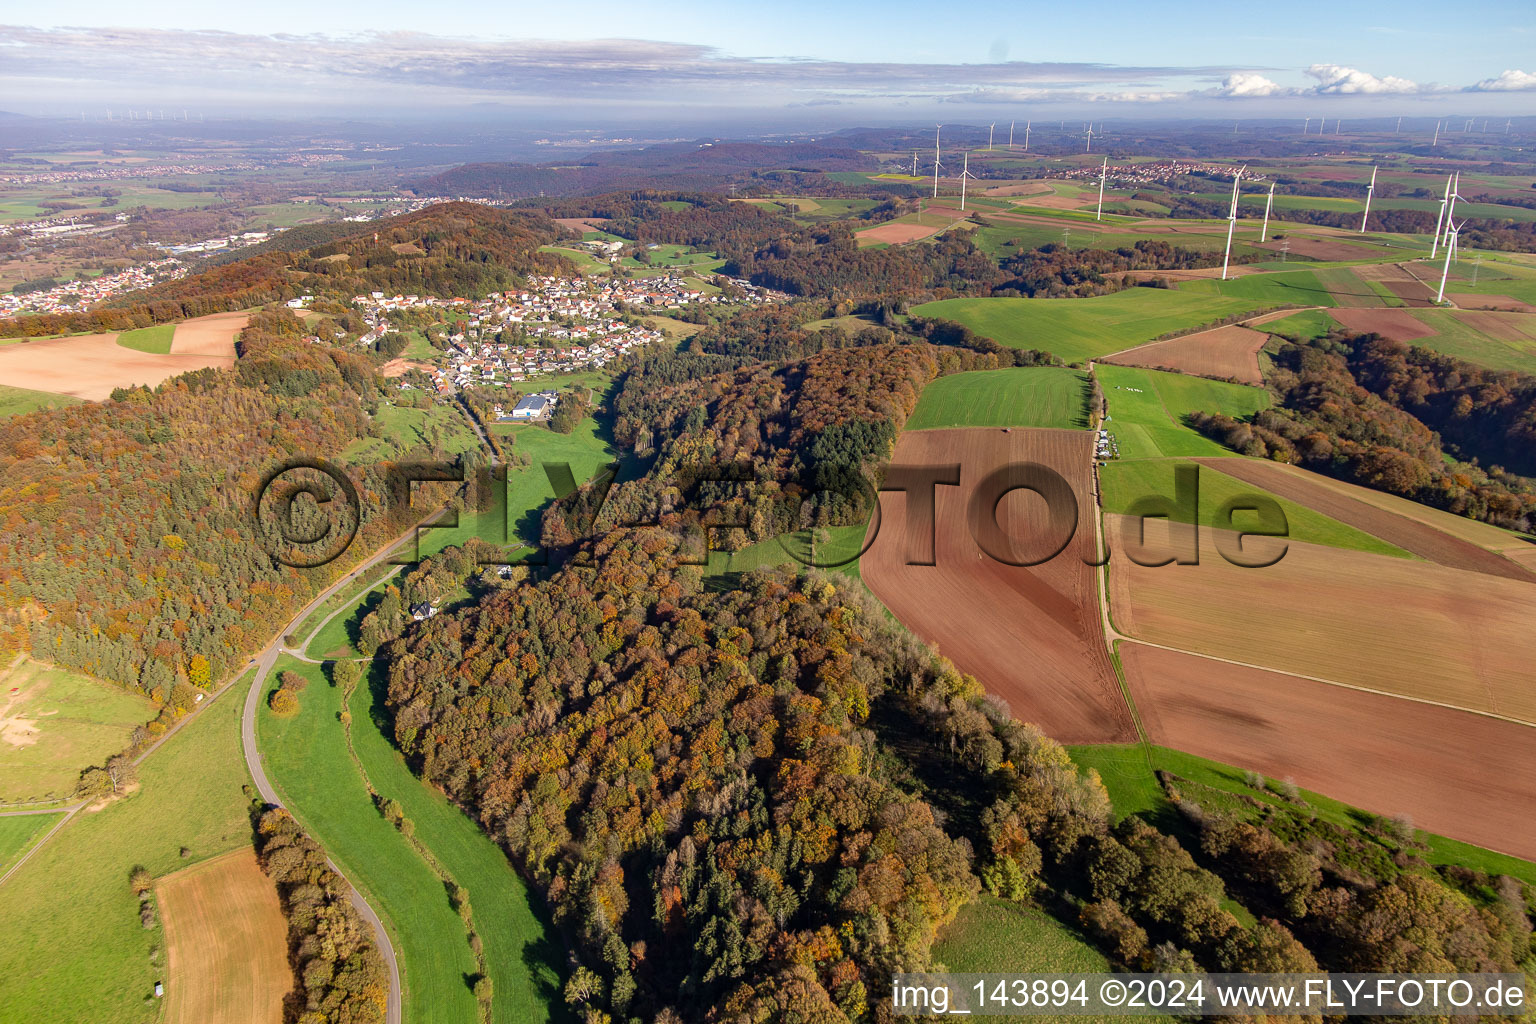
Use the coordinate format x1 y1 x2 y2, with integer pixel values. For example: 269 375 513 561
1441 172 1461 251
1303 117 1311 134
1429 173 1452 260
959 152 978 211
1024 120 1031 152
1221 165 1246 282
1435 176 1465 304
1360 165 1377 233
1095 157 1108 221
1432 120 1440 146
912 151 918 176
1396 116 1402 132
1008 120 1014 149
988 123 995 150
932 124 943 199
1084 124 1094 153
1260 181 1275 243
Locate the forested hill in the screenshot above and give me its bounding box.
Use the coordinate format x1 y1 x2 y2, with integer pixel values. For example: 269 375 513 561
0 202 568 338
411 139 874 198
384 527 1536 1023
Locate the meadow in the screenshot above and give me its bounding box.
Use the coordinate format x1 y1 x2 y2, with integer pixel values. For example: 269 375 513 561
913 291 1262 363
0 658 157 802
115 324 176 354
1098 458 1411 558
904 367 1092 430
304 575 399 661
0 811 62 875
1174 268 1338 307
1096 364 1270 461
259 656 483 1024
0 674 257 1024
1406 309 1536 374
0 383 82 418
342 401 482 462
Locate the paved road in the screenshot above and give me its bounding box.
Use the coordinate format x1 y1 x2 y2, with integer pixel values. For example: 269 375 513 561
241 527 422 1024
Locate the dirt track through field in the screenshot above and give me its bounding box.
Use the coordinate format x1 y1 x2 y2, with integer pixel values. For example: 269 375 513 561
1103 325 1269 383
157 847 289 1024
1195 458 1536 582
0 313 243 401
1106 516 1536 724
861 428 1133 742
1121 642 1536 861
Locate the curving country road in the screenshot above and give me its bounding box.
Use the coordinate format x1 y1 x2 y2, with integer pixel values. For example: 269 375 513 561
241 527 422 1024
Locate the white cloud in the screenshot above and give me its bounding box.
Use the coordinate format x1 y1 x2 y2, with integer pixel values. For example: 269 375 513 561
1304 63 1423 95
1470 69 1536 91
1213 73 1287 97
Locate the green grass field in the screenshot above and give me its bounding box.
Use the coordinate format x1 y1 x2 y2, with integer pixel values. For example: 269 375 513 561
0 673 257 1023
350 667 563 1022
1263 308 1337 343
259 656 483 1024
539 245 611 276
305 575 400 661
1405 309 1536 374
343 401 481 462
1096 364 1270 461
1175 268 1338 307
934 897 1179 1024
905 367 1092 430
0 658 156 802
0 811 63 874
705 524 868 581
913 291 1261 363
1099 458 1412 558
0 383 81 418
1311 267 1394 307
114 324 175 354
1074 741 1536 886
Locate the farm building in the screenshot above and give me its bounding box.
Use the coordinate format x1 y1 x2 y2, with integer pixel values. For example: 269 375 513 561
507 391 558 421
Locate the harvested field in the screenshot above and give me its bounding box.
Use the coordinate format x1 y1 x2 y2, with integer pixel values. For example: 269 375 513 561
1106 516 1536 723
0 313 242 401
1253 236 1377 261
1454 309 1536 343
983 183 1054 197
1352 263 1436 306
554 217 609 232
1102 325 1268 384
861 428 1132 742
1327 307 1435 342
1448 293 1536 312
157 847 290 1024
378 358 434 378
1121 642 1536 861
171 311 246 358
1193 457 1536 581
857 221 941 245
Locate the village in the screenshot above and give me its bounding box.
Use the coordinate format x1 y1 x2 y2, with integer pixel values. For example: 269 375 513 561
346 270 782 397
0 256 188 315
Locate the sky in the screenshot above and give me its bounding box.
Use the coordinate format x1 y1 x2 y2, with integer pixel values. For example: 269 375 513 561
4 0 1534 124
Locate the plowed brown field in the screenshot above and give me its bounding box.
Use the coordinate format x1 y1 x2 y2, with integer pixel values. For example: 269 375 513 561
1122 643 1536 861
157 848 289 1024
1328 307 1435 342
861 428 1132 742
0 318 240 401
1196 458 1536 581
1106 516 1536 723
1103 325 1268 383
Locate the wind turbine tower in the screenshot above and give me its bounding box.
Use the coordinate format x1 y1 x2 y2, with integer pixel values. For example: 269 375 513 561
932 124 943 199
1397 116 1402 132
1084 124 1094 153
1360 165 1377 233
1024 120 1031 152
1095 157 1108 221
1432 120 1440 146
912 151 918 176
1260 181 1275 243
1008 120 1014 148
1303 117 1310 134
959 151 978 211
1436 176 1464 304
1221 166 1245 282
1430 173 1452 260
988 123 995 149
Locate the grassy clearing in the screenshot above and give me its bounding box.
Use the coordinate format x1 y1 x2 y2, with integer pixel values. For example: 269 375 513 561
1312 267 1392 307
1175 268 1338 308
0 811 62 873
114 324 176 354
351 667 564 1022
344 401 481 462
305 576 399 661
913 291 1259 364
705 525 868 582
905 367 1092 431
0 673 256 1024
259 656 482 1024
0 658 157 802
1097 364 1270 461
0 383 82 418
1099 458 1413 558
